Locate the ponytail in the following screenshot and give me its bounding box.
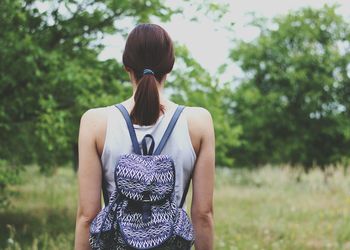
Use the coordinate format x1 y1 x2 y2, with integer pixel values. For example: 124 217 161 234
130 74 164 126
122 23 175 126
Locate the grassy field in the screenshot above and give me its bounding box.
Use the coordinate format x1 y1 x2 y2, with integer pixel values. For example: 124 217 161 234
0 165 350 250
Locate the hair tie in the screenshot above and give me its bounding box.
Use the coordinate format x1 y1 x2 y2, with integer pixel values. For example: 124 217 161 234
143 68 154 75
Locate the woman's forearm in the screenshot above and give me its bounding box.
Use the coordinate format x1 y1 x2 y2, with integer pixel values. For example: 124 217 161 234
192 213 214 250
74 216 92 250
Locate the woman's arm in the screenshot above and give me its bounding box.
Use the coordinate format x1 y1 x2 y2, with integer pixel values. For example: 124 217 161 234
190 108 215 250
74 110 103 250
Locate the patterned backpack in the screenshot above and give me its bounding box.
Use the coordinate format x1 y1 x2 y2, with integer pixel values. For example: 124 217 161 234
89 104 195 250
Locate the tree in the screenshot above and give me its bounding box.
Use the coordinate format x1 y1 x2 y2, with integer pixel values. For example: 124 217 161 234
170 45 241 167
0 0 175 171
0 0 238 176
227 5 350 168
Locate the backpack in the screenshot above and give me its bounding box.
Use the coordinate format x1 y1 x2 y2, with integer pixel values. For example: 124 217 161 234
89 104 195 250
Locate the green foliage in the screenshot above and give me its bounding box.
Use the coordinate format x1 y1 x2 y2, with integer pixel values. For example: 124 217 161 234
0 161 22 208
0 0 231 171
0 0 174 171
4 1 349 173
170 45 241 167
228 5 350 168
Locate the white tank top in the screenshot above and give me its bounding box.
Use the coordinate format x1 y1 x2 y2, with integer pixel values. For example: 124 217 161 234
100 103 196 208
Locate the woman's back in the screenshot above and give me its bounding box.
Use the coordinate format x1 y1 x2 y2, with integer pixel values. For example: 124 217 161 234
100 100 196 207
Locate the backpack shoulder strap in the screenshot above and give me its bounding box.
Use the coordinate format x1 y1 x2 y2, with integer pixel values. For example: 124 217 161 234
102 176 109 206
153 105 185 155
179 173 192 208
115 104 141 155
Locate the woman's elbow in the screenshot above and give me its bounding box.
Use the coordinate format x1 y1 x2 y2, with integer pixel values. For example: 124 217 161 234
191 209 214 228
76 207 100 225
77 214 95 226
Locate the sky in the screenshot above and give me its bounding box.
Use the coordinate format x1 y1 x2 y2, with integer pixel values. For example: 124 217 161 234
99 0 350 82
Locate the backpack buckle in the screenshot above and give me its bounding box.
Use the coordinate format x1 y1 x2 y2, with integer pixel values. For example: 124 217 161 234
141 191 151 202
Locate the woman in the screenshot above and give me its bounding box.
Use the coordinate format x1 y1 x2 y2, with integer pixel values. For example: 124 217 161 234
74 23 215 250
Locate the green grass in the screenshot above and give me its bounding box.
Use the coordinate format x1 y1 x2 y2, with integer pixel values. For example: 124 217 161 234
1 165 350 249
213 166 350 250
0 167 77 250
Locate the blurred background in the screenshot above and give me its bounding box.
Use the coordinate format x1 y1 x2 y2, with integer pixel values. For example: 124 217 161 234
1 0 350 249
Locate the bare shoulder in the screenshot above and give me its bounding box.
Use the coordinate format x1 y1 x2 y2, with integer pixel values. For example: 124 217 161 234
80 106 110 127
183 106 213 130
182 106 214 155
79 106 111 148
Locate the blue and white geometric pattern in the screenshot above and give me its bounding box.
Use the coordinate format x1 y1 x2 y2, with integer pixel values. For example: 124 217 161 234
89 153 195 249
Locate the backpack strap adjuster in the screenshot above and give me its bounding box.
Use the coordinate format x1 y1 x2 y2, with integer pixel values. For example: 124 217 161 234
141 134 155 155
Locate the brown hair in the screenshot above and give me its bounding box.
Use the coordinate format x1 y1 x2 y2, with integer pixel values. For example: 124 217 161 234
122 23 175 126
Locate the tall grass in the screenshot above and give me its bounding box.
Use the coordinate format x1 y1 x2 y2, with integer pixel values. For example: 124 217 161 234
1 165 349 249
213 165 350 249
0 167 77 250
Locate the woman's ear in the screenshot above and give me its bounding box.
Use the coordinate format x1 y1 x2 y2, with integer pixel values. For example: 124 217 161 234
125 68 137 85
161 74 167 83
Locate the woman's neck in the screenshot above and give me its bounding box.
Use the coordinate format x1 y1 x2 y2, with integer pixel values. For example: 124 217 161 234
123 89 174 114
